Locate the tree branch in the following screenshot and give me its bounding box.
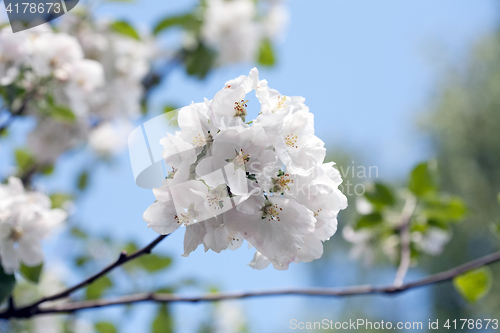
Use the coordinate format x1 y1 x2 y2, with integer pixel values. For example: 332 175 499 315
3 250 500 319
394 196 418 286
9 234 169 318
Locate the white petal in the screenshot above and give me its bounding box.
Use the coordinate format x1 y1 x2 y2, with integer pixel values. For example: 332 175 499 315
248 251 271 270
143 201 180 235
0 240 19 273
18 238 44 267
182 222 207 257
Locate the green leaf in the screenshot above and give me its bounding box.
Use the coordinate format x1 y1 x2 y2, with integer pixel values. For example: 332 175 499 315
408 162 436 197
0 265 15 304
15 149 35 173
492 223 500 238
258 38 276 66
153 14 199 35
355 212 383 229
86 276 113 300
164 105 179 127
50 105 76 123
423 196 466 223
20 263 43 284
364 183 395 209
70 227 88 239
95 322 117 333
75 256 90 267
41 165 54 175
152 304 174 333
124 242 138 254
453 267 493 303
49 193 73 209
0 127 8 137
77 171 89 191
131 254 173 272
184 44 216 79
110 21 140 40
164 105 177 113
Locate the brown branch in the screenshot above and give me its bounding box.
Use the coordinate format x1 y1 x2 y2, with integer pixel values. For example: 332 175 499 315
3 250 500 319
2 234 169 319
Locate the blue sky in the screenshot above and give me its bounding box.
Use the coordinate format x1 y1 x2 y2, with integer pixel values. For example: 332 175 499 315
1 0 499 332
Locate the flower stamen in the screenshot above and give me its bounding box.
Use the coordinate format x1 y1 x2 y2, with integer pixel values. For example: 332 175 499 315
234 99 249 117
285 133 298 148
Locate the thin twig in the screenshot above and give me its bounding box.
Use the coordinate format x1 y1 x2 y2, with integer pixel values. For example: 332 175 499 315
2 250 500 319
15 234 169 318
394 196 417 286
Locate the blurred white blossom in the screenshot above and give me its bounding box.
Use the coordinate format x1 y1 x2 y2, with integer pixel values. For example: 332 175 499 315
213 301 247 333
88 120 133 156
0 177 66 273
0 14 154 162
201 0 288 64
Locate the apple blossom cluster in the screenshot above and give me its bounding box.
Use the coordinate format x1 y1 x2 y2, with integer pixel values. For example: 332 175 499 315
143 68 347 270
0 177 67 274
200 0 288 64
0 16 153 163
343 195 453 265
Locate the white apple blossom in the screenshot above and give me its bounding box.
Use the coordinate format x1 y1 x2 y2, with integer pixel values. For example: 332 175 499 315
0 177 67 274
0 28 30 85
28 118 88 165
201 0 289 64
30 33 84 78
88 120 133 157
415 227 451 256
143 68 347 269
202 0 260 64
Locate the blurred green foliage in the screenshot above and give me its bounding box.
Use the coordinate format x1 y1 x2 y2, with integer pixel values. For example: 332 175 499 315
0 266 15 304
20 264 43 284
453 267 493 304
424 29 500 320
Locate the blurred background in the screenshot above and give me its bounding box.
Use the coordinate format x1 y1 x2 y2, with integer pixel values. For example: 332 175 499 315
1 0 500 332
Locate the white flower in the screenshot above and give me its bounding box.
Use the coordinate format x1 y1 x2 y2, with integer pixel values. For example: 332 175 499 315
88 120 132 156
64 59 105 116
213 301 247 333
202 0 260 64
262 1 289 40
143 68 347 269
28 118 88 165
225 195 316 269
0 28 29 85
0 178 66 273
416 227 451 256
177 101 217 148
196 125 278 196
342 225 376 264
31 33 84 78
143 180 209 234
201 0 288 65
210 68 258 128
